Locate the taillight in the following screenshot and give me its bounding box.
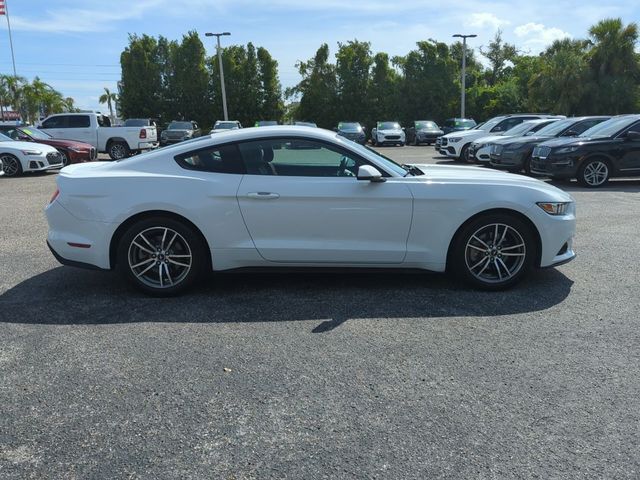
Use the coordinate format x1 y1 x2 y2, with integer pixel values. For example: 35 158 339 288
139 129 147 139
49 188 60 204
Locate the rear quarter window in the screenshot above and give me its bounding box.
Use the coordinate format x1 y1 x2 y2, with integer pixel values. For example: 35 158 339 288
174 144 244 174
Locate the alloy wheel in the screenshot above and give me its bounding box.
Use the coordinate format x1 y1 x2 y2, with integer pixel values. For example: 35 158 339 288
464 223 526 284
127 226 193 289
582 160 609 187
110 143 128 160
59 150 69 167
1 155 20 176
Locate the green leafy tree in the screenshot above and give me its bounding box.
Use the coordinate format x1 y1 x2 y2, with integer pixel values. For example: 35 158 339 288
480 31 518 86
287 44 338 128
257 47 284 121
335 40 373 123
172 31 210 125
367 52 400 127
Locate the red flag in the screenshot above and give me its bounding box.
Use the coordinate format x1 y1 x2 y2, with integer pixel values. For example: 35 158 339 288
0 1 5 16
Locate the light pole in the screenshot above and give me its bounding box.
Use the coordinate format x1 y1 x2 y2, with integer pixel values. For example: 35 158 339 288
205 32 231 121
452 33 477 119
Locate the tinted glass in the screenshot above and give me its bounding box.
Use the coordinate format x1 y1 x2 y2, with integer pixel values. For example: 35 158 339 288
174 144 243 173
214 122 239 130
41 116 66 129
455 119 476 128
415 121 437 129
68 115 90 128
238 138 363 177
503 121 540 136
338 122 362 131
169 122 192 130
535 119 575 136
580 117 637 138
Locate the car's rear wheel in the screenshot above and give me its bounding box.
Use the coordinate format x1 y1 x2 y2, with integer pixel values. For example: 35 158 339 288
117 217 207 296
578 158 610 188
450 213 536 290
108 141 130 160
1 154 22 177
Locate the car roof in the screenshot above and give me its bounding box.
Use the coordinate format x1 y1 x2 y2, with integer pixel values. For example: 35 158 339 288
204 126 339 143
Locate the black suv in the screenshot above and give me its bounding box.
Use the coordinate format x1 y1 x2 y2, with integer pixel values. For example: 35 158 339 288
530 115 640 187
335 122 366 144
406 120 443 145
489 116 610 173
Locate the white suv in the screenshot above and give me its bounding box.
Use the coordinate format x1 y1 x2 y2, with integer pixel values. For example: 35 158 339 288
438 114 561 161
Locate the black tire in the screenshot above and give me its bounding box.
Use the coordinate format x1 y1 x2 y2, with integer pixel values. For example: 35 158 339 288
413 136 419 146
108 141 130 160
577 158 610 188
117 216 207 296
449 213 536 291
1 153 23 177
522 153 533 174
459 144 470 163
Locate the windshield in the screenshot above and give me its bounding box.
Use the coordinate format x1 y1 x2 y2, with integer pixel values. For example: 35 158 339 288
124 119 149 127
416 121 437 130
478 116 506 132
214 122 238 130
338 122 362 132
503 121 541 137
0 132 13 142
20 127 52 140
168 122 192 130
346 141 407 176
580 116 636 138
534 119 576 137
378 122 400 130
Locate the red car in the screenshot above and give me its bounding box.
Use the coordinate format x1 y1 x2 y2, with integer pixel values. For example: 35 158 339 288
0 125 96 166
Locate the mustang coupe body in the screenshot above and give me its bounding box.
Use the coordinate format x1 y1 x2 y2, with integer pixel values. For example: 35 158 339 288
46 126 576 295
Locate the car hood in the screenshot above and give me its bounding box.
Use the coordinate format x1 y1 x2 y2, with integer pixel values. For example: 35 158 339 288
493 135 553 146
406 164 572 199
444 129 488 139
472 135 508 145
537 136 608 148
0 140 57 153
38 138 93 149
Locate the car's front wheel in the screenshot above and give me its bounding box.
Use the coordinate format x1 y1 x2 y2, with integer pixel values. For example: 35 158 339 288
1 154 22 177
460 144 470 163
117 217 207 296
450 213 536 290
578 158 610 188
58 149 69 167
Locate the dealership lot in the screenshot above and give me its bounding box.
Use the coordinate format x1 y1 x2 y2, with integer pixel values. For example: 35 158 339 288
1 147 640 478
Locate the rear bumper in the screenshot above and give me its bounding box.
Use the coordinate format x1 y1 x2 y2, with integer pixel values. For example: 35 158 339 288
47 241 108 271
137 141 159 150
45 200 116 270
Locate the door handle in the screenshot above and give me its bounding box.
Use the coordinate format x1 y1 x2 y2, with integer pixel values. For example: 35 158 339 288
246 192 280 199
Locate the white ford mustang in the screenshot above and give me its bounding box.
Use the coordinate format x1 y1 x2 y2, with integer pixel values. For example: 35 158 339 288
45 126 576 295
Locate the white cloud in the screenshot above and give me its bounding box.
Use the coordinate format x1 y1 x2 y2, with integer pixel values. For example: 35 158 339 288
10 0 163 33
467 13 510 30
514 22 571 46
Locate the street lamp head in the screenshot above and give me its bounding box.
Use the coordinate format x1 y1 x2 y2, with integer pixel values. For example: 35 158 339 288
205 32 231 37
452 33 477 39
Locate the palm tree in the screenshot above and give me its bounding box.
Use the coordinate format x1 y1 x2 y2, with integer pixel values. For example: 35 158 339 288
99 87 118 121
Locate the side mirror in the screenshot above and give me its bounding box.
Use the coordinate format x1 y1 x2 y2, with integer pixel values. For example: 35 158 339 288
626 130 640 141
564 130 579 137
357 165 385 182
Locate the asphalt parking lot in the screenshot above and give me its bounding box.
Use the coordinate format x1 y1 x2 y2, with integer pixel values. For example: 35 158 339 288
1 146 640 479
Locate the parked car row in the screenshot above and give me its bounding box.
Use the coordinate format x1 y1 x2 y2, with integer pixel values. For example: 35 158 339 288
437 113 640 187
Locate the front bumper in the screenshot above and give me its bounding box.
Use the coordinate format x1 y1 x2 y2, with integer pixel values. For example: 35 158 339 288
527 203 577 268
530 155 580 179
376 135 404 145
469 144 491 163
23 151 64 172
489 150 528 170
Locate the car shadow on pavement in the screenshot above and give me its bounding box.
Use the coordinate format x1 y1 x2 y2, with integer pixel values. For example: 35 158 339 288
0 266 574 332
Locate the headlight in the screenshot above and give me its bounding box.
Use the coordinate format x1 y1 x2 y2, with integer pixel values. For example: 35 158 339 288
448 137 462 143
555 146 579 154
537 202 571 216
21 150 42 155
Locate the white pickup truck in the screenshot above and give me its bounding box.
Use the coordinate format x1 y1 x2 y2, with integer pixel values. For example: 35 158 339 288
38 113 159 160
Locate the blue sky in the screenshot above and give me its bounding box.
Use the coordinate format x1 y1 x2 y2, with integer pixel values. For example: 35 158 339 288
1 0 638 113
